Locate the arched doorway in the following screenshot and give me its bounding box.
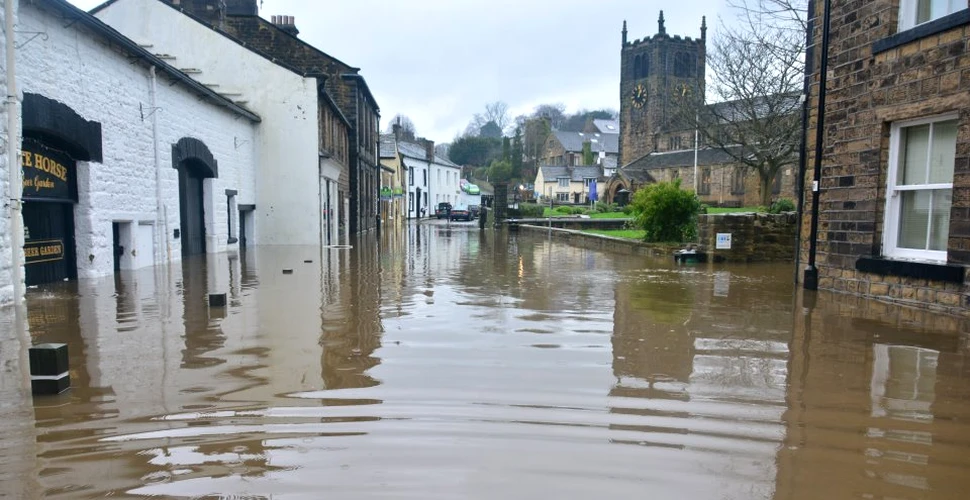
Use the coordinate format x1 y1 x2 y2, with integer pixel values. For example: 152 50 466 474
172 138 218 257
20 93 102 286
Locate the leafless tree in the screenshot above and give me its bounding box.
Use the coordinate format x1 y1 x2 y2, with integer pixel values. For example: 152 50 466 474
674 0 807 205
385 114 417 139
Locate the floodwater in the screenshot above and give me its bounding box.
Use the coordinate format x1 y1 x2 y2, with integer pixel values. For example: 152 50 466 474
2 222 970 499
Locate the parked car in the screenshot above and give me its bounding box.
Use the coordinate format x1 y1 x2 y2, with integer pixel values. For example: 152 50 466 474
435 202 452 219
449 206 472 221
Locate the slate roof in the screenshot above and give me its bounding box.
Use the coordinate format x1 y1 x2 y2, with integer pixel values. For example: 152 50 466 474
379 134 397 158
539 165 606 182
622 146 739 171
707 93 801 124
593 119 619 134
552 130 619 154
397 140 459 167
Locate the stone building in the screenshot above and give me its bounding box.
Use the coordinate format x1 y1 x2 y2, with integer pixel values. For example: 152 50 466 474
378 132 407 226
540 130 619 168
534 165 607 204
798 0 970 316
614 12 798 207
0 0 260 300
103 0 380 235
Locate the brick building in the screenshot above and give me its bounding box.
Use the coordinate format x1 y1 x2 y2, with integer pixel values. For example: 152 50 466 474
152 0 380 235
799 0 970 316
614 12 799 208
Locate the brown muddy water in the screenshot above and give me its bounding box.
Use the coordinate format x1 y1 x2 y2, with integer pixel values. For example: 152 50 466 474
2 223 970 499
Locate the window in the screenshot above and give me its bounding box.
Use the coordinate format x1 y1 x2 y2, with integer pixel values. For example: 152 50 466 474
731 167 746 195
898 0 967 30
558 177 569 188
409 167 414 186
883 115 956 263
557 193 570 202
583 178 595 187
673 52 696 78
423 169 427 186
698 167 711 195
670 136 682 151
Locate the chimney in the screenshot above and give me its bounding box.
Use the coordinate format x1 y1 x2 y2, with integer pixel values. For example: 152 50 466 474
272 15 300 36
392 123 402 141
421 139 435 162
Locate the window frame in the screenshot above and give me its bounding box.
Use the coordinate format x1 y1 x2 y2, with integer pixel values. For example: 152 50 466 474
557 177 570 188
882 113 958 263
898 0 967 31
556 192 570 202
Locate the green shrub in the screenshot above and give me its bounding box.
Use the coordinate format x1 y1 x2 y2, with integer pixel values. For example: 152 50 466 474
570 207 587 215
621 204 635 215
594 201 618 213
630 179 701 242
768 198 796 214
519 203 545 218
555 206 572 214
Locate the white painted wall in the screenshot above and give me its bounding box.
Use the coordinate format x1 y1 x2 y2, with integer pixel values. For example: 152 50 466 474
16 1 258 279
0 0 12 306
404 157 430 218
96 0 322 246
431 163 461 207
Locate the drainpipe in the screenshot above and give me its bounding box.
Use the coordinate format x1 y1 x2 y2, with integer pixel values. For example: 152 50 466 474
149 66 169 265
804 0 831 291
794 0 817 285
6 0 24 306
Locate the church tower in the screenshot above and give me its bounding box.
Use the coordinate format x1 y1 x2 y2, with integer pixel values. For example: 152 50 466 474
619 12 706 166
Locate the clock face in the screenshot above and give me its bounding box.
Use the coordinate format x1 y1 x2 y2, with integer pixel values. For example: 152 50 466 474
631 84 647 109
676 83 693 98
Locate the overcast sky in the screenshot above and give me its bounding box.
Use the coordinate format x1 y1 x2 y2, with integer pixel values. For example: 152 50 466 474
69 0 729 143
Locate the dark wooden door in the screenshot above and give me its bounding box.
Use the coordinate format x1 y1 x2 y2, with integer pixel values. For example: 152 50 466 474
179 168 206 256
23 201 76 286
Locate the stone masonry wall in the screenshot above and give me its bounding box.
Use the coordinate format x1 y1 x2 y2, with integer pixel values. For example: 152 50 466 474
699 212 798 263
0 1 12 306
799 0 970 316
20 1 257 278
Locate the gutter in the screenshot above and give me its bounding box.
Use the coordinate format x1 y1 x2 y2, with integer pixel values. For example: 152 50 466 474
804 0 832 290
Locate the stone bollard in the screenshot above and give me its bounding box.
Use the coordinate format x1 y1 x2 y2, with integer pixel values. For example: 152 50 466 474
209 293 227 307
29 343 71 395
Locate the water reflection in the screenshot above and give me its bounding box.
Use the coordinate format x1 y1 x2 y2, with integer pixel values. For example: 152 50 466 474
2 223 969 499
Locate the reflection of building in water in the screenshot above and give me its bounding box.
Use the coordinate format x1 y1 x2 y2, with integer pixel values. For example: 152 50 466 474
320 234 384 390
776 303 970 500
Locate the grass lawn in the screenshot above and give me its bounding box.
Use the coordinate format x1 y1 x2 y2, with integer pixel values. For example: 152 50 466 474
582 229 646 240
705 206 763 214
541 208 630 218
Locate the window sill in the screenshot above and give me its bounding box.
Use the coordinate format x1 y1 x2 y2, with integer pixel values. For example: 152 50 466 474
855 256 965 283
873 9 970 54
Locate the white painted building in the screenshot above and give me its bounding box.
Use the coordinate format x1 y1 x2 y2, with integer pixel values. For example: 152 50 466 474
95 0 344 247
398 140 460 218
5 0 259 292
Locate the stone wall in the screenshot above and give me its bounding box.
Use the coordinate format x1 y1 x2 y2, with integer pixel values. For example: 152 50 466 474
798 0 970 316
518 224 681 259
698 212 798 263
0 1 12 306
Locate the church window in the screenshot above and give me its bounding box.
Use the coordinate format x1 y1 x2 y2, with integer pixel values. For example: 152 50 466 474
731 167 746 195
634 55 642 79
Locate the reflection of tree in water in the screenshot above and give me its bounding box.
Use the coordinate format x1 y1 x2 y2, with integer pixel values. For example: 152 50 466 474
179 257 226 369
610 276 695 401
320 236 383 390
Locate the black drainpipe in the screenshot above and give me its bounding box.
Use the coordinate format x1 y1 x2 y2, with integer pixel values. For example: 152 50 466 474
794 0 816 285
804 0 831 291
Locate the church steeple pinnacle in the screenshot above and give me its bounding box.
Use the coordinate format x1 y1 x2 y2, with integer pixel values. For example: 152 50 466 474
701 16 707 40
658 11 666 35
622 20 628 45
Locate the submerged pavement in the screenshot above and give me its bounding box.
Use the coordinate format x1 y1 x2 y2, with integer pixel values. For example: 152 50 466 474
1 223 969 499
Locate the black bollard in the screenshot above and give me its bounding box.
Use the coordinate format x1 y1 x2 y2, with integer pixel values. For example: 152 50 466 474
29 343 71 395
282 269 294 275
304 260 313 264
209 293 227 307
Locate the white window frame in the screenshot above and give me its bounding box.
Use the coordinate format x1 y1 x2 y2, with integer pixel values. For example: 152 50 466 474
557 177 570 188
583 177 596 187
898 0 967 31
882 113 958 263
556 192 570 202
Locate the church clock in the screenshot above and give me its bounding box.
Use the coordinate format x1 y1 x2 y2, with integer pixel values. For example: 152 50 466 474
631 84 648 109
